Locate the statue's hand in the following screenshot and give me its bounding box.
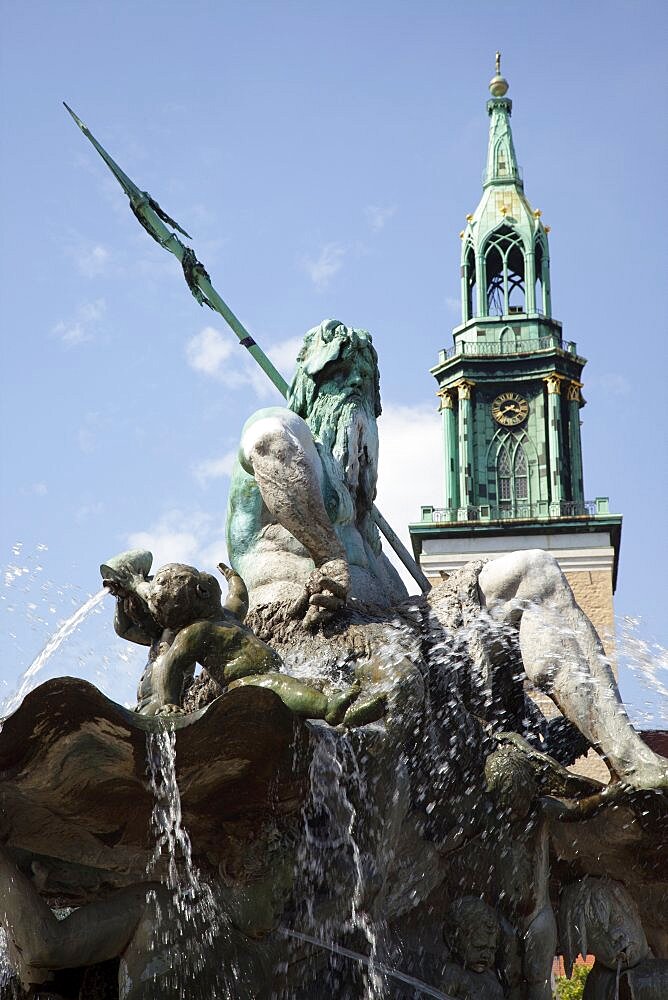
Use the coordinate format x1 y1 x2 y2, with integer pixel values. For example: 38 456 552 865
123 592 149 623
302 558 350 629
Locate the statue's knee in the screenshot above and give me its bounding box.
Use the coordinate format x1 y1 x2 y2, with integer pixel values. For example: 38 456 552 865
516 550 566 603
240 410 314 476
241 418 297 473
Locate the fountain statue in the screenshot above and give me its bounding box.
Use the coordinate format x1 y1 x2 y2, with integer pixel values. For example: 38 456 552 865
1 106 665 998
0 318 665 999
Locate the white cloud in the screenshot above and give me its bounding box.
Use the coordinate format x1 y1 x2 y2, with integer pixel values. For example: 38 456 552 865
365 205 397 232
126 508 228 574
302 243 346 290
53 299 106 347
19 482 48 497
185 325 298 401
376 402 443 593
77 244 110 277
193 450 238 487
185 326 235 378
267 335 303 382
76 500 105 522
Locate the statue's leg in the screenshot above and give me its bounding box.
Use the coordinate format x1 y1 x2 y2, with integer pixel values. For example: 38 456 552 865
0 846 156 984
240 409 346 569
522 904 557 1000
478 551 667 789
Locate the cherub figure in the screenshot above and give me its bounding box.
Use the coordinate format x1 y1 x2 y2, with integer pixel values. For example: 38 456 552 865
101 549 365 725
441 896 505 1000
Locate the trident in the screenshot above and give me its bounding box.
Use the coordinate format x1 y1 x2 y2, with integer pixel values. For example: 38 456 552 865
64 104 431 594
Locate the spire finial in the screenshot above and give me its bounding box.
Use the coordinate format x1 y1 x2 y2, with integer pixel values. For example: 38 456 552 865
489 51 509 98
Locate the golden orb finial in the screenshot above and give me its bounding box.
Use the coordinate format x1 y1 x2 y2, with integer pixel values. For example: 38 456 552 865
489 50 509 97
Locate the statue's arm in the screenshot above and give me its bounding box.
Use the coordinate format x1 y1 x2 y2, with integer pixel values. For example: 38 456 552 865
149 625 201 711
151 622 281 712
207 624 283 684
113 595 158 646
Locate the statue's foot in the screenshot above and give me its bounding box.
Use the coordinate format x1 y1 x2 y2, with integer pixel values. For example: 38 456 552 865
341 692 387 728
324 680 361 726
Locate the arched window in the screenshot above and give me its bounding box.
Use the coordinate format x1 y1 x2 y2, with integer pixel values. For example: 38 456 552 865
534 235 546 315
463 241 476 321
484 225 526 317
498 444 512 500
497 440 530 506
514 444 528 499
499 326 519 353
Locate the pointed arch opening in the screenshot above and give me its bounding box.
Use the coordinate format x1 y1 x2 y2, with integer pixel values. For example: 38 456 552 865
463 241 477 321
497 442 512 501
499 326 520 354
488 430 537 516
484 225 526 317
534 234 548 315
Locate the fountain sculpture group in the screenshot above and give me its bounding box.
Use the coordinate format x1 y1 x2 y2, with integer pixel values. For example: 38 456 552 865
1 320 666 999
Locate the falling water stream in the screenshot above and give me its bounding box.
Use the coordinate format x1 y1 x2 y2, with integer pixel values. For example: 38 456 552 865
143 727 232 998
291 720 389 997
0 548 665 997
2 588 107 716
281 927 456 999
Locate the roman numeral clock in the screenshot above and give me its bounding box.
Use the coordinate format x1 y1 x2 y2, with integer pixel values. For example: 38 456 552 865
491 391 529 427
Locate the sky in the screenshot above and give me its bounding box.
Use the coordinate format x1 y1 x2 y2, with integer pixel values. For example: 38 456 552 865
1 1 666 722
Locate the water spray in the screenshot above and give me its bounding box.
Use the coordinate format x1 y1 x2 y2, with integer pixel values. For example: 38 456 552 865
280 926 457 1000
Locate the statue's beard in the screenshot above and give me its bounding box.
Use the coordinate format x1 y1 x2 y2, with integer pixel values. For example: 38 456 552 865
307 393 379 515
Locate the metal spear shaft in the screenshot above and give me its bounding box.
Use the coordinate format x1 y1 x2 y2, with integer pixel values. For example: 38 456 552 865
64 103 431 593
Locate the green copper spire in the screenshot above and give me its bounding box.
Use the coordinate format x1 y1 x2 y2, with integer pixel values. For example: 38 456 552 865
484 53 522 189
424 55 588 530
459 56 551 323
410 56 622 608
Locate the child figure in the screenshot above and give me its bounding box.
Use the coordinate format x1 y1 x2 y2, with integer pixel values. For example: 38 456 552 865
101 549 364 724
441 896 505 1000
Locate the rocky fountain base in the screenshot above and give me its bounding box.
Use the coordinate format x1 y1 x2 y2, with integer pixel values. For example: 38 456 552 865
0 559 666 1000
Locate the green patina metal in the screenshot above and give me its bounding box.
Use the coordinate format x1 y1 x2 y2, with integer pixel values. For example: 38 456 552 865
411 56 622 584
63 103 290 399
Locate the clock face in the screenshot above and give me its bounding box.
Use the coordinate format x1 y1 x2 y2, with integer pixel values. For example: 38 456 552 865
492 391 529 426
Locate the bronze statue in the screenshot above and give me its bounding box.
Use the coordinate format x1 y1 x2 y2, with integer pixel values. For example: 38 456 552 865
441 896 505 1000
101 549 370 726
559 878 668 1000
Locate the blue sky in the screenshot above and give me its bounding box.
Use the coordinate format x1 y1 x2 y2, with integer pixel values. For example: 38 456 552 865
1 1 666 722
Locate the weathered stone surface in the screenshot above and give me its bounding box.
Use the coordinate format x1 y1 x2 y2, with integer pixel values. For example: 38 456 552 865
0 677 308 902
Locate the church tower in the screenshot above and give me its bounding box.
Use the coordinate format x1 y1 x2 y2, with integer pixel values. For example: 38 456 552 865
409 56 622 652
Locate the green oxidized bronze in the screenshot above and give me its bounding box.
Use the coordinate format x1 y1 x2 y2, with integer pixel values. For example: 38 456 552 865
101 548 373 726
63 102 431 595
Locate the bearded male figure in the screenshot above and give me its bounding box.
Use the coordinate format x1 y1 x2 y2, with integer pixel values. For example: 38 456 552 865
226 319 408 629
226 319 667 790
